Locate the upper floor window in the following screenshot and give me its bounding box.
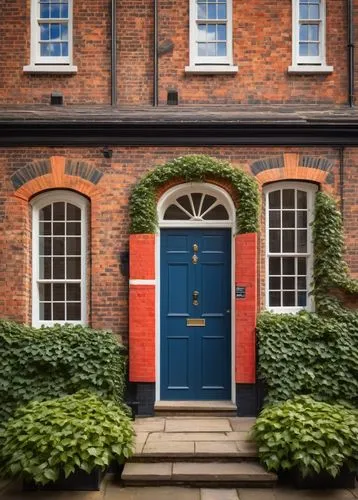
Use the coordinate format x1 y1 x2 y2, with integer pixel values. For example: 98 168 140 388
31 191 88 327
265 182 317 313
289 0 333 74
186 0 238 74
24 0 77 73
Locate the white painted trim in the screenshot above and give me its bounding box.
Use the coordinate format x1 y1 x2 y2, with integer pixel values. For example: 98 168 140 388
28 0 74 67
31 190 88 328
23 64 78 74
155 182 236 403
185 65 238 74
158 182 235 227
290 0 331 71
188 0 234 68
264 181 317 314
288 65 333 74
129 279 156 286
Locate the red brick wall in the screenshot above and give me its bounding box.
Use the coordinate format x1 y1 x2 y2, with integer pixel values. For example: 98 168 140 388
0 0 349 105
0 146 356 341
235 233 257 384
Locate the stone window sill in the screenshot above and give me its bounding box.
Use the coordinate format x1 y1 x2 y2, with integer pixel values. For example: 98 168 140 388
288 65 333 74
185 65 238 75
23 64 78 74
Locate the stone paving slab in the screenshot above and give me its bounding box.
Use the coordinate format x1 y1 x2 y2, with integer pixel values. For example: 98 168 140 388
201 488 239 500
134 432 148 454
142 441 195 456
274 488 356 500
236 440 258 454
237 488 276 500
195 441 240 456
172 462 276 482
122 462 172 482
165 418 232 433
146 432 232 442
134 418 165 432
227 431 252 441
106 485 200 500
229 418 256 432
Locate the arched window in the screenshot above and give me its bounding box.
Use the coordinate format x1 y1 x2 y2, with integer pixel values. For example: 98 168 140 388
158 183 235 227
31 190 88 327
265 182 317 313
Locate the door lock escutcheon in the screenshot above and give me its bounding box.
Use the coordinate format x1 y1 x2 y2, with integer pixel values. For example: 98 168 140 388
193 290 199 306
192 242 199 264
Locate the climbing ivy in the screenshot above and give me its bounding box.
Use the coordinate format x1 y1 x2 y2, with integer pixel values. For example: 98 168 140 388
313 192 358 314
129 155 259 234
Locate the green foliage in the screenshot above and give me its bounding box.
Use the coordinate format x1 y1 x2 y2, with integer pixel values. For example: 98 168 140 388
313 192 358 313
253 396 358 477
0 391 134 485
257 311 358 406
129 154 259 234
0 321 127 423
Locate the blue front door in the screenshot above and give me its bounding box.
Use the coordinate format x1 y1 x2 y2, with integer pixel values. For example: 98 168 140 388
160 228 231 400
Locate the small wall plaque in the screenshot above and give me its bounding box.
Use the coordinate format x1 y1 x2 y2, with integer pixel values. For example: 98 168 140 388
186 318 206 327
235 286 246 299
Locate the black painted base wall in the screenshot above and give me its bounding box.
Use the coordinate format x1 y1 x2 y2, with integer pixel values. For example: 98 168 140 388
127 382 266 417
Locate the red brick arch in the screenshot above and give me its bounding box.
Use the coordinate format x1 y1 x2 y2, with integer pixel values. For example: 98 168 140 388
12 156 103 202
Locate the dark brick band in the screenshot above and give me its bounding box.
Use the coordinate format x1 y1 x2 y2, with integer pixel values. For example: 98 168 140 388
250 156 284 175
65 160 103 185
11 160 51 189
299 155 333 171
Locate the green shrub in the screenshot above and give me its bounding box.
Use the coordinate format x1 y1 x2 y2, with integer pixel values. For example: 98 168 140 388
0 321 127 423
257 311 358 406
253 396 358 477
0 390 134 485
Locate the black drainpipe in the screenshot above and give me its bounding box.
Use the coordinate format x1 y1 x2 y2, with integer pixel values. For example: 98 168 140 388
339 147 345 220
111 0 117 106
348 0 354 107
153 0 159 106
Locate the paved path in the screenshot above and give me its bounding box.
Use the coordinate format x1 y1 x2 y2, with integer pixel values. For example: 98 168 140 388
132 417 257 457
1 478 357 500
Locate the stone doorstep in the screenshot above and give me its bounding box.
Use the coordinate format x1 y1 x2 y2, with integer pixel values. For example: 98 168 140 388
144 432 251 442
154 401 237 417
122 462 277 488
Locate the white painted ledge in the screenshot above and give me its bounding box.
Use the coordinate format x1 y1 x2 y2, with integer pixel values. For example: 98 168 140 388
185 65 238 75
23 64 78 74
288 65 333 74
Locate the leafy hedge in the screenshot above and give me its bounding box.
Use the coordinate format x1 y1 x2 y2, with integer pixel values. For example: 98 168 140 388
0 321 127 423
0 391 134 485
257 311 358 406
129 154 259 234
253 396 358 477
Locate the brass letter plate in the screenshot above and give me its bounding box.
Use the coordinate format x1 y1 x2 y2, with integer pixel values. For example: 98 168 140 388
186 318 206 327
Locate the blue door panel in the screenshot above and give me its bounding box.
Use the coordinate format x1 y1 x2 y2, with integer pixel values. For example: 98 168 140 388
161 228 231 400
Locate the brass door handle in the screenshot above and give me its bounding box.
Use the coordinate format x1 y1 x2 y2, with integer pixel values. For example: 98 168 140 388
193 290 199 306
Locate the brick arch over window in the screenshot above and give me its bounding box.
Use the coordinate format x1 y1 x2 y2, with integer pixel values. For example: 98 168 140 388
251 153 334 190
11 157 103 201
2 156 104 325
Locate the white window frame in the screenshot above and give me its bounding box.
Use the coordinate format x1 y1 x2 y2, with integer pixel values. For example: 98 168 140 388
185 0 238 74
31 190 88 327
24 0 77 73
289 0 333 74
264 182 317 314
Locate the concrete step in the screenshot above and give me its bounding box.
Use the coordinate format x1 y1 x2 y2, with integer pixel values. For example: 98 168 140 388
122 461 277 488
154 401 238 417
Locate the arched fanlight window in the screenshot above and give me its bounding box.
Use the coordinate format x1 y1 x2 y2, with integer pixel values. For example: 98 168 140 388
159 184 234 226
31 190 88 327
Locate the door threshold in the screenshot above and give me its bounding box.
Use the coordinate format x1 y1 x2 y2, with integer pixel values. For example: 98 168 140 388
154 400 237 416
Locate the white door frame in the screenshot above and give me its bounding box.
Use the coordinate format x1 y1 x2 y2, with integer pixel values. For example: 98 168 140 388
155 183 237 402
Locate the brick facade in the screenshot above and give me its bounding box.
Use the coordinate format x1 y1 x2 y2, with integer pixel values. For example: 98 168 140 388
0 0 356 105
1 0 358 413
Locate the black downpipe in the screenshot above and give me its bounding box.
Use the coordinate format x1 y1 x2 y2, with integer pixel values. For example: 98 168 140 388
339 147 345 220
348 0 354 107
111 0 117 106
153 0 159 106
